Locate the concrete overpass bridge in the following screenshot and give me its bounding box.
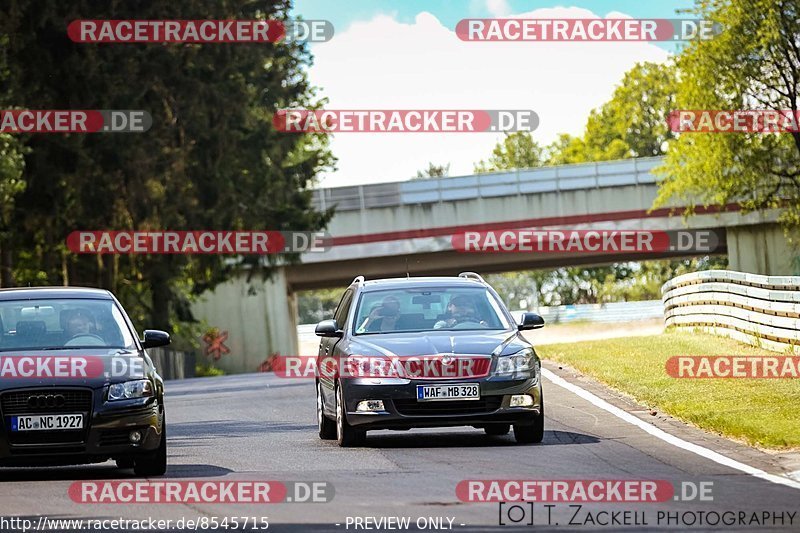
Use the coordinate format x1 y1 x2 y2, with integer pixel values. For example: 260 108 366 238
193 156 792 373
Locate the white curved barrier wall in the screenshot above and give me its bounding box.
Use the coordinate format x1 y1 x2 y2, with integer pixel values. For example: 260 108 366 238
662 270 800 353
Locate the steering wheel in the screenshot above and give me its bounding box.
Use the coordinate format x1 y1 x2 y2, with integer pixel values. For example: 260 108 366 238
65 334 106 347
453 321 485 329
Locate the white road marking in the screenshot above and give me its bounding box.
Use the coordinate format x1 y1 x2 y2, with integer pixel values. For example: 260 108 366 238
542 368 800 491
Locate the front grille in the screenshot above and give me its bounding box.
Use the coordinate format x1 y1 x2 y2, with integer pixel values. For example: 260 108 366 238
404 356 492 380
393 396 503 416
2 388 93 448
8 444 86 456
7 429 86 446
1 389 93 415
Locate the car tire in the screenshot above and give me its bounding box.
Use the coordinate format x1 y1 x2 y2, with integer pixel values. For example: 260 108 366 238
484 424 510 436
513 399 545 444
336 384 365 447
134 419 167 476
115 457 135 469
317 381 337 440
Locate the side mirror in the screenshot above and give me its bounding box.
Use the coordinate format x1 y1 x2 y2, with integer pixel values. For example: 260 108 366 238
315 319 343 338
142 329 171 348
518 313 545 331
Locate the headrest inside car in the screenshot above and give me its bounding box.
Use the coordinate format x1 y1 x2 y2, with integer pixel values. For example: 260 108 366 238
15 320 47 338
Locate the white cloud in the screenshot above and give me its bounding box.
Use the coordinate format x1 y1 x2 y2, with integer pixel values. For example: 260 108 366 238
486 0 512 17
307 7 670 187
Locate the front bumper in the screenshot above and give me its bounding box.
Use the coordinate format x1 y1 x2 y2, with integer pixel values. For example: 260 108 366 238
341 377 542 430
0 387 163 466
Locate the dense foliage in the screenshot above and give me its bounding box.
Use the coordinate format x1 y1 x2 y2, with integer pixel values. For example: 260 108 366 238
0 1 333 338
655 0 800 235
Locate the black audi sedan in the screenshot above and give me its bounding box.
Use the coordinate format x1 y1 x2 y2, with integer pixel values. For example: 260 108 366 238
0 287 170 475
315 272 545 447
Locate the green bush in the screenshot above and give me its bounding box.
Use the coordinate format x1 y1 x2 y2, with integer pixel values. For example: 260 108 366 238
195 364 225 377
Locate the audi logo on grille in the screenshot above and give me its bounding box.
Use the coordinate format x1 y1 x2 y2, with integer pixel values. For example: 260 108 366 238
27 394 66 409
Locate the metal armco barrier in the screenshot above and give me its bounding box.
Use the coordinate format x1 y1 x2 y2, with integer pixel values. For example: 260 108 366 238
535 300 663 324
147 347 196 380
662 270 800 353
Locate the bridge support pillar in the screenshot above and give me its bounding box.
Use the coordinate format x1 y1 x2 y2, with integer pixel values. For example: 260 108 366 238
727 223 798 276
192 267 298 374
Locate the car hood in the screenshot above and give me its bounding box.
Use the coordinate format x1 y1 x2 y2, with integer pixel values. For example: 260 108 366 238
0 348 146 390
349 330 530 358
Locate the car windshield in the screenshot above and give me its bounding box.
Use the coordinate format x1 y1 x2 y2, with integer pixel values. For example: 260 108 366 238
353 286 511 335
0 298 137 351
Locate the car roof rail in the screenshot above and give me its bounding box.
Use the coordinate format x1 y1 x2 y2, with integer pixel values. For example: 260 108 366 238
458 272 486 284
351 275 365 286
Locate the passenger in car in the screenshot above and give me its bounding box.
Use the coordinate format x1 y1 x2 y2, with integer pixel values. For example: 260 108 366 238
357 296 401 333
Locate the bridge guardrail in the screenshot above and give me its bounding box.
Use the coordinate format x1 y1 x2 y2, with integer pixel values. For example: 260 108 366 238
662 270 800 352
312 156 664 212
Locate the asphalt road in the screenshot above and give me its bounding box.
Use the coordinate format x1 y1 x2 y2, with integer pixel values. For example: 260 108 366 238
1 366 799 532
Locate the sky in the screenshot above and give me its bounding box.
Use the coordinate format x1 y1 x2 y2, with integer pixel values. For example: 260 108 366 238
291 1 694 188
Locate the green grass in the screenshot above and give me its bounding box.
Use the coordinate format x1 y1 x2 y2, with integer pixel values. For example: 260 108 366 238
538 330 800 449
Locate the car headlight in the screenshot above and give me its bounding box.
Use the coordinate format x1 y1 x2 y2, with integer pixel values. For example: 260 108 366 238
494 349 537 379
108 379 153 401
345 355 394 378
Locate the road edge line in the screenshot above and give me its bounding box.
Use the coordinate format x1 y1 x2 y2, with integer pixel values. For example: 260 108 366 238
541 368 800 491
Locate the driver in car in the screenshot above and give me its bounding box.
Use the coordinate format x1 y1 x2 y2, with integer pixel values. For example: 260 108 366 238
434 295 488 329
63 308 98 340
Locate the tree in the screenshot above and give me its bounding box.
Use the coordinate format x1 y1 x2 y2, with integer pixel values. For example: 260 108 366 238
594 257 728 302
0 34 27 287
654 0 800 234
414 162 450 179
0 1 333 332
473 61 683 306
486 257 728 309
475 62 677 169
474 132 545 172
545 134 589 165
485 271 549 309
297 287 345 323
547 61 677 164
